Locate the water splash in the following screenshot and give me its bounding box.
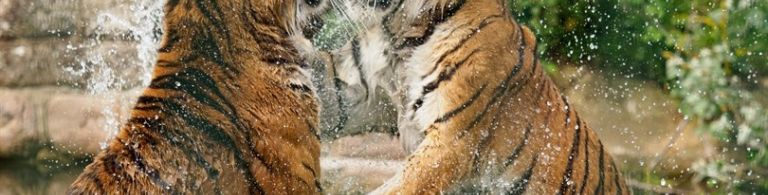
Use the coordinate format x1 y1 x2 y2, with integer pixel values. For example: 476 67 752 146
63 0 164 149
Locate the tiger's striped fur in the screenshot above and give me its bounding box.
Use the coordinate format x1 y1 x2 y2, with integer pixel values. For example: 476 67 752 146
67 0 330 194
316 0 631 194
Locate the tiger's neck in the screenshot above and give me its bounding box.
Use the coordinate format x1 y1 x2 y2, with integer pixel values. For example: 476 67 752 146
159 1 302 69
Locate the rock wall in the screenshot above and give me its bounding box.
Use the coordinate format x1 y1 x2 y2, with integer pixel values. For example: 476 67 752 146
0 0 146 160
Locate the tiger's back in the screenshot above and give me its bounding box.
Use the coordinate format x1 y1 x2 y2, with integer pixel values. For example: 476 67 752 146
318 0 630 194
67 0 330 194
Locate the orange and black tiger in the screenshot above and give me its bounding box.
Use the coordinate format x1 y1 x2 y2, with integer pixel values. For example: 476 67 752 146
67 0 331 194
315 0 631 194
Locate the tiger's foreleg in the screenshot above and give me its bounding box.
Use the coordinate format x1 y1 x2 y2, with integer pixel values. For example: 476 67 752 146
371 120 494 195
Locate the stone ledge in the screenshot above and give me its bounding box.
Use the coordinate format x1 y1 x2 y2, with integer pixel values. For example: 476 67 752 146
0 89 41 157
0 0 78 38
0 0 137 38
0 38 148 88
0 38 80 87
0 87 139 159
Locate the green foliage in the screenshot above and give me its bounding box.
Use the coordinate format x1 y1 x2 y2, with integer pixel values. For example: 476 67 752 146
657 0 768 193
508 0 768 81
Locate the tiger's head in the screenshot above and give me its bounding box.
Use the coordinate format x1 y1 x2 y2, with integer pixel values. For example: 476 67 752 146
160 0 333 60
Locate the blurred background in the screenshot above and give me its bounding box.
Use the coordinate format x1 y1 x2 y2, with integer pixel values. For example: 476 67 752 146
0 0 766 194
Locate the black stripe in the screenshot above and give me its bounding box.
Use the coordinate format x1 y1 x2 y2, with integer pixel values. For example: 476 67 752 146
161 99 266 195
156 59 179 67
563 96 572 126
529 34 540 78
558 117 583 195
613 162 623 194
243 9 297 63
330 58 349 134
157 28 180 53
395 0 467 51
148 68 249 140
579 128 590 195
127 116 220 181
128 117 159 128
455 24 529 139
433 84 488 123
503 124 532 167
289 83 313 93
419 15 503 79
195 0 229 38
472 103 512 175
133 104 163 111
302 162 323 192
302 162 317 178
136 95 165 105
422 49 481 95
99 153 119 173
380 0 405 37
350 37 370 100
164 0 181 13
132 92 264 194
306 120 321 141
398 36 427 49
122 140 176 194
505 23 538 96
316 181 323 193
192 33 240 76
438 0 466 17
506 155 539 195
85 173 104 191
186 0 241 78
149 68 236 121
593 142 605 195
263 55 293 66
156 53 202 68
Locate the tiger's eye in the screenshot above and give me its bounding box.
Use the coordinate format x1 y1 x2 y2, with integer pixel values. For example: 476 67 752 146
306 0 321 7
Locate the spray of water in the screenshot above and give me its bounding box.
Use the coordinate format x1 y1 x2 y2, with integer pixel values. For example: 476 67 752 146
63 0 164 149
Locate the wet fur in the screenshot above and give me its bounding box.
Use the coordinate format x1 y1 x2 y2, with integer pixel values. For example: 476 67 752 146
318 0 631 194
68 0 330 194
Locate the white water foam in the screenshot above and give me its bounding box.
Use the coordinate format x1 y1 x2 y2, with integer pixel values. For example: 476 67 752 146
63 0 164 149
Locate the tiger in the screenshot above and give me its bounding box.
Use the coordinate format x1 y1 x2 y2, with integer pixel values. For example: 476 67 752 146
313 0 631 194
67 0 332 194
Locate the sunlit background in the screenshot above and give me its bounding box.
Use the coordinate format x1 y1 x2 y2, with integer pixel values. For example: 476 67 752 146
0 0 766 194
